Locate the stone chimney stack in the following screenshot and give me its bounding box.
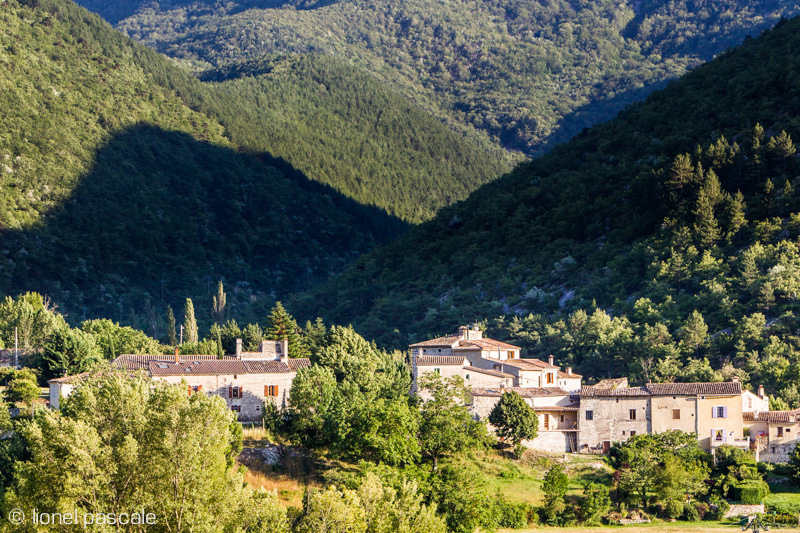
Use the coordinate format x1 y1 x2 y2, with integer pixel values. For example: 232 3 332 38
235 338 242 358
758 385 765 398
458 326 469 340
732 375 740 383
567 367 573 376
548 354 554 366
281 338 289 363
174 346 180 364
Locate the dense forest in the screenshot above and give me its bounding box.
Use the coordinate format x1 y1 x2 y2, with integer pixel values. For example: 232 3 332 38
294 17 800 407
98 0 800 155
0 0 510 326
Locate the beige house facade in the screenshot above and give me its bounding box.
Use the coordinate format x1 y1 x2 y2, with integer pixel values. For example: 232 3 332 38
746 409 800 463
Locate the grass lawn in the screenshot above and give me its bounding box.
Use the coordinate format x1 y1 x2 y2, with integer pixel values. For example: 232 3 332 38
766 483 800 513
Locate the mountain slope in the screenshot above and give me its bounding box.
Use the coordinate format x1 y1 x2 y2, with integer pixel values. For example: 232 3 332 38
110 0 800 155
0 0 403 323
293 17 800 355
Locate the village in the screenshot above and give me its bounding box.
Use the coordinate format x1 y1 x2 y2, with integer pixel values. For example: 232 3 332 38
42 324 799 464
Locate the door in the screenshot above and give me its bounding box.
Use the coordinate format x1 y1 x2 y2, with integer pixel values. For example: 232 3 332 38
602 441 611 454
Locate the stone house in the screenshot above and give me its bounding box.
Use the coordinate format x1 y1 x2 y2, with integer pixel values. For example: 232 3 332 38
471 386 580 452
578 385 652 453
48 340 309 421
410 354 514 397
745 409 800 463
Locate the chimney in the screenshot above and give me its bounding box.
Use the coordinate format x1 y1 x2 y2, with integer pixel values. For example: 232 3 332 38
548 354 554 366
259 340 269 354
281 338 289 363
567 367 573 376
458 325 469 340
235 338 242 358
732 375 740 383
174 346 180 364
758 385 765 399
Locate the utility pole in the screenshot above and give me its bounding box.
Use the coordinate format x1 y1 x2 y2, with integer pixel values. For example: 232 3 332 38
179 324 184 345
14 327 19 369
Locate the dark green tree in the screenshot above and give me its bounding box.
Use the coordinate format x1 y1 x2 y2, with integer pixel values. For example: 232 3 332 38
488 390 538 457
212 281 227 324
166 306 177 346
184 298 198 344
788 441 800 486
41 328 102 381
265 302 305 357
541 463 569 525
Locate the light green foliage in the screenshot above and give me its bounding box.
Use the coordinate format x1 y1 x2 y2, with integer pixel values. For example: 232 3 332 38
0 400 11 433
2 372 286 532
540 463 569 525
266 302 307 358
184 298 198 344
356 473 447 533
40 327 103 381
580 482 610 526
242 323 264 352
418 374 489 470
288 366 339 448
298 485 367 533
488 390 538 456
428 464 496 533
212 281 227 324
0 293 67 350
81 318 164 359
3 369 41 414
316 325 381 386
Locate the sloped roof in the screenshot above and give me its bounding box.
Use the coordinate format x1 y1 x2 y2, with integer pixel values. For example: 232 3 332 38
113 354 221 370
454 338 521 351
580 385 650 397
416 355 466 366
48 372 93 385
148 358 311 376
645 382 742 396
409 335 461 348
465 366 514 379
502 358 557 371
558 370 583 379
472 386 570 398
592 377 628 389
744 410 800 424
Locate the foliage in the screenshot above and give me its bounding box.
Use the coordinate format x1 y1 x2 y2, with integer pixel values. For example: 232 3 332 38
487 390 538 456
183 298 199 344
428 464 496 533
111 0 800 157
540 463 569 525
790 441 800 486
581 482 611 525
418 374 489 470
736 480 770 504
266 302 307 358
40 327 103 381
81 318 164 359
3 369 41 414
1 371 286 533
0 293 66 350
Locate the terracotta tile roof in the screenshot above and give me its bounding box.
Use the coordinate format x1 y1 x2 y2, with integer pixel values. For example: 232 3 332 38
288 359 311 371
148 358 311 376
454 338 521 351
48 372 93 385
465 366 514 379
645 382 742 396
744 410 800 424
580 385 650 397
113 354 221 370
502 358 557 371
558 370 582 379
409 335 461 348
591 377 629 389
416 355 466 366
472 386 570 397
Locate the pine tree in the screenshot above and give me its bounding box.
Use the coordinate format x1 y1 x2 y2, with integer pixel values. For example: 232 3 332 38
212 281 227 324
722 190 747 241
265 302 305 357
184 298 198 344
166 306 177 346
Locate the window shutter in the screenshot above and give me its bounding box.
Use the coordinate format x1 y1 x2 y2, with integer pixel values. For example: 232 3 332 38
264 385 269 397
722 406 728 418
228 386 232 399
712 407 717 418
273 385 279 397
198 385 202 392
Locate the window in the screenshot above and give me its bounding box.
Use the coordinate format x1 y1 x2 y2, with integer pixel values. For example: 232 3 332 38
560 415 564 422
748 397 753 408
434 368 440 375
629 409 637 420
264 385 279 397
714 429 724 442
630 431 636 437
672 409 681 420
465 374 470 380
231 405 241 412
234 374 238 379
778 427 784 437
713 406 728 418
229 386 242 399
585 410 594 421
544 414 549 430
546 373 554 384
507 350 514 359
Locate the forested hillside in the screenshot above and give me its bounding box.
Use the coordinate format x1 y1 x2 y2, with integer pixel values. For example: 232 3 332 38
0 0 406 325
105 0 800 155
295 18 800 407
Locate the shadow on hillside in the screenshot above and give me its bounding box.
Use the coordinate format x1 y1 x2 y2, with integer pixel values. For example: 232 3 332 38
0 123 408 322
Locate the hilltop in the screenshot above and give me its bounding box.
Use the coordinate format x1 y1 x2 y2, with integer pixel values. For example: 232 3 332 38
102 0 800 155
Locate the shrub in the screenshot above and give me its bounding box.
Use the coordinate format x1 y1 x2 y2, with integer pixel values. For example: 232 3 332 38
665 499 684 519
705 498 730 521
494 497 531 529
737 480 770 504
683 503 700 521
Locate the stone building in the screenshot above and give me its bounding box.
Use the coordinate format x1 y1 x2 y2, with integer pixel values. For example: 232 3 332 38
578 384 651 453
745 409 800 463
471 386 580 452
48 340 310 421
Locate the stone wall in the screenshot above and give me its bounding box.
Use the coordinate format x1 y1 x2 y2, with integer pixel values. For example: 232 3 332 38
524 431 576 453
578 396 650 453
761 441 798 463
724 504 765 518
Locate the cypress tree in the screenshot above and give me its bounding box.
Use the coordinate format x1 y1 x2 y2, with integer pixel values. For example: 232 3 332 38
166 306 177 346
212 281 227 324
184 298 198 344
